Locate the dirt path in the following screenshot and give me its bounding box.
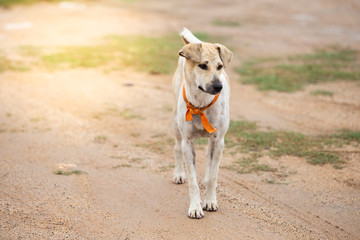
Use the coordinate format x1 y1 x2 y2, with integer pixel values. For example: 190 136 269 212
1 1 360 239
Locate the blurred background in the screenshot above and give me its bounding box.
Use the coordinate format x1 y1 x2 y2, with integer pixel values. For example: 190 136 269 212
0 0 359 239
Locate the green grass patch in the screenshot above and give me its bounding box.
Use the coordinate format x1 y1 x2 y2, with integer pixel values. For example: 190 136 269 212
120 109 143 120
19 45 42 57
3 33 220 74
223 153 276 174
94 135 107 143
0 0 63 8
42 45 114 70
55 170 85 176
225 120 359 169
41 34 181 74
332 129 360 143
263 179 287 184
0 55 30 72
113 164 132 169
212 19 241 27
40 32 220 74
136 140 170 154
311 90 334 96
236 46 360 92
158 164 175 172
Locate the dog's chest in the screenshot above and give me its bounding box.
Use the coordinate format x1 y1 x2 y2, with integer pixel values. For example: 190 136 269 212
191 115 206 130
188 112 217 137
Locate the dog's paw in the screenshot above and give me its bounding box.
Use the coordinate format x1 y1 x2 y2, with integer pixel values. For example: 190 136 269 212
188 204 204 219
173 172 186 184
202 200 218 212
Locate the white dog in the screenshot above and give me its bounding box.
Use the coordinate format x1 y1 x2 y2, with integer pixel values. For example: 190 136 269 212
172 28 232 219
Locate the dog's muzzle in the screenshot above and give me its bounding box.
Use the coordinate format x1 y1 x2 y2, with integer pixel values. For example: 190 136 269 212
212 82 223 93
198 82 223 95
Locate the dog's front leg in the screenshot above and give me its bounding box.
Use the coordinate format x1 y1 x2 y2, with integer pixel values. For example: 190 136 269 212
203 137 224 212
174 128 186 184
182 138 204 219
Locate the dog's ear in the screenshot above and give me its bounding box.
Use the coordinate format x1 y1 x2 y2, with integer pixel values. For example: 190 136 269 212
214 43 233 66
178 43 202 63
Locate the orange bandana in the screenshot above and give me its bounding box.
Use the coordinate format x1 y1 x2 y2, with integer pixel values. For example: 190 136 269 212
183 85 220 133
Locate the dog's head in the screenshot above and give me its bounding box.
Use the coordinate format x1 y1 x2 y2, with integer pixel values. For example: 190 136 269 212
178 43 232 95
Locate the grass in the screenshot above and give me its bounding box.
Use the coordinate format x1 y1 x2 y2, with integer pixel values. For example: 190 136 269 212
93 105 143 120
94 135 107 143
30 117 43 122
10 32 219 74
19 45 42 57
263 179 287 184
311 90 334 96
138 139 173 154
55 170 85 176
120 109 143 120
0 0 61 8
158 164 175 172
113 164 132 169
41 34 183 74
332 129 360 143
130 157 142 163
2 32 220 74
236 46 360 92
0 0 137 7
225 120 360 169
136 135 174 154
41 33 219 74
131 132 141 138
223 153 276 174
212 19 241 27
163 105 173 112
0 55 30 72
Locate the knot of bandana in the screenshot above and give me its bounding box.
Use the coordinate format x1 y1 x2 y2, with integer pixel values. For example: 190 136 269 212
183 85 220 133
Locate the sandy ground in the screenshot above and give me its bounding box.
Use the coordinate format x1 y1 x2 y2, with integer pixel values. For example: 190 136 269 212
0 0 360 239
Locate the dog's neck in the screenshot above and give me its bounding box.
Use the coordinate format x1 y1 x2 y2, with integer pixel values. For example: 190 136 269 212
183 76 216 109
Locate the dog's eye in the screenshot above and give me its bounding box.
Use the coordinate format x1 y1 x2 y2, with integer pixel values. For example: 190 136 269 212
217 65 223 71
198 64 208 70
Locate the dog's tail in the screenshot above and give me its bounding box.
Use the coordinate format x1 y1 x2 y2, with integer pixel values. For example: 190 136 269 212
181 27 202 44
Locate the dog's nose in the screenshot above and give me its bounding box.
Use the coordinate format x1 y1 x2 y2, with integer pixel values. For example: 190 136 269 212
213 82 223 93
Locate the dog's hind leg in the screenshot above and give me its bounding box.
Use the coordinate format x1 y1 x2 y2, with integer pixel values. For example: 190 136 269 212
203 137 224 212
173 127 186 184
182 138 204 219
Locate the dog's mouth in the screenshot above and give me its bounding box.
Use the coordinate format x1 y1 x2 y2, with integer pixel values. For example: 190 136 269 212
198 85 206 92
198 85 220 95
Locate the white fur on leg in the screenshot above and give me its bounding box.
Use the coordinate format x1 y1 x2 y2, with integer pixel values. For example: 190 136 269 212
182 139 204 219
203 139 213 186
174 132 186 184
174 170 186 184
203 138 224 212
203 175 218 211
188 201 204 219
203 199 218 212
